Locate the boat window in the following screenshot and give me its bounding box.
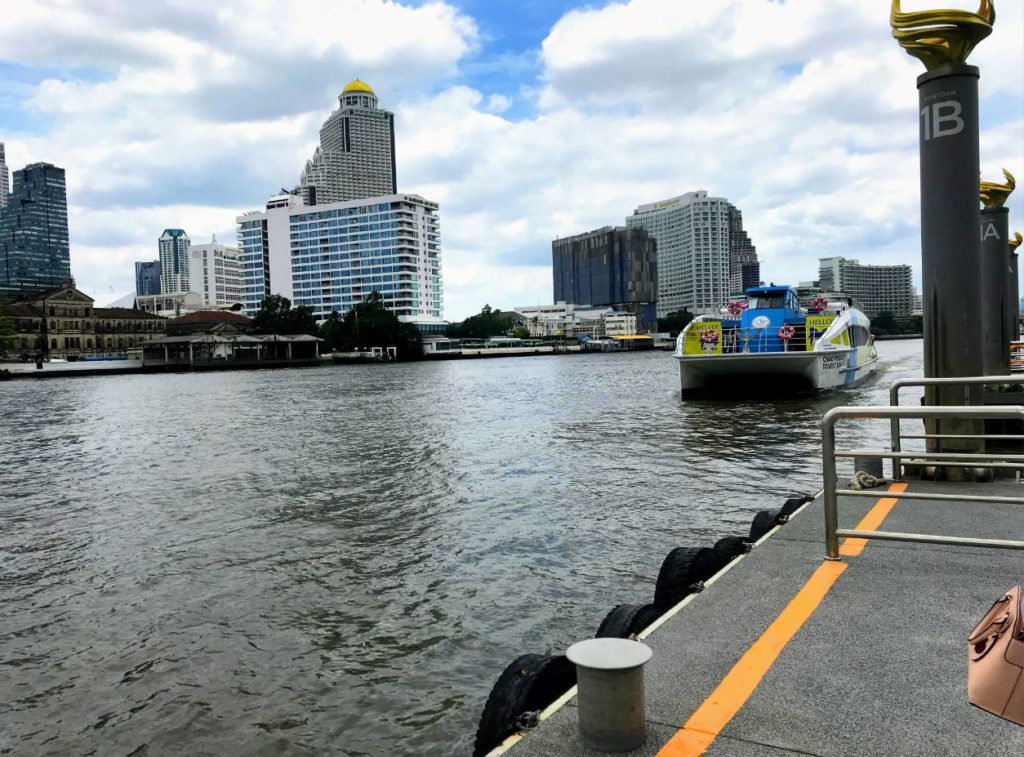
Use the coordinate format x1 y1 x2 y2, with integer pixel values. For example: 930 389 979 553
847 325 871 347
749 294 785 309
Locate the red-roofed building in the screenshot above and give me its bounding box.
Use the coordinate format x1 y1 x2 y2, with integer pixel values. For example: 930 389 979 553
166 310 253 336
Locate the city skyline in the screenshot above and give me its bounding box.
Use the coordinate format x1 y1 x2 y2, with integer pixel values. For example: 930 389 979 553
0 0 1021 320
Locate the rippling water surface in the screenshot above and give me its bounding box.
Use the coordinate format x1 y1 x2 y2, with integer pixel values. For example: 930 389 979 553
0 341 922 755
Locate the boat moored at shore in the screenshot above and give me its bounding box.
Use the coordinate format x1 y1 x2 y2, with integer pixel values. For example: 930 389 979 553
673 285 878 396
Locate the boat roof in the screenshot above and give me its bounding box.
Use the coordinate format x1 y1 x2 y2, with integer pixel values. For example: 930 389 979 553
746 285 795 295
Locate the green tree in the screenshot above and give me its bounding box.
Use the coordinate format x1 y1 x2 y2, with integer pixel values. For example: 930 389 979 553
871 310 897 336
334 292 422 360
252 294 318 336
448 305 520 339
512 326 531 339
318 311 344 349
657 308 694 336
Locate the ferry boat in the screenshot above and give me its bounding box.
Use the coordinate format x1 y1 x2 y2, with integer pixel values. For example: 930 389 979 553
673 285 878 395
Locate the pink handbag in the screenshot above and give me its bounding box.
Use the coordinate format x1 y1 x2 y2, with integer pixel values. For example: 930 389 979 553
967 585 1024 725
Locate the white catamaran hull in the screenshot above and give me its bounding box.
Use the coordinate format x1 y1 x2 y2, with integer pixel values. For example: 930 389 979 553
676 348 877 395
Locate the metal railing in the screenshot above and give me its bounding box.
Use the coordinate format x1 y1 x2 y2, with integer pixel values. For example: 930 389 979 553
822 405 1024 560
888 375 1024 478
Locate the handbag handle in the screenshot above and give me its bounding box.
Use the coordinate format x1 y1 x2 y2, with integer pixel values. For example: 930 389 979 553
968 593 1014 661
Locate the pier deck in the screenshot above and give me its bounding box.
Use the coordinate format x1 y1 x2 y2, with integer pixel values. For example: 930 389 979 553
505 480 1024 756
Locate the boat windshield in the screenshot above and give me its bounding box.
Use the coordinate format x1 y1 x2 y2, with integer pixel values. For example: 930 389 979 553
748 293 785 309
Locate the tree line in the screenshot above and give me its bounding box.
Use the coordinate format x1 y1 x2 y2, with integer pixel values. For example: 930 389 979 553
253 292 423 360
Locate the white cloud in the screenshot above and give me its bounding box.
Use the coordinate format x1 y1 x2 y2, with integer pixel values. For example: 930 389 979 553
1 0 1021 320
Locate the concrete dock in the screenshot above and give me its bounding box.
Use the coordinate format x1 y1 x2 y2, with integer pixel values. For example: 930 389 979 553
499 480 1024 756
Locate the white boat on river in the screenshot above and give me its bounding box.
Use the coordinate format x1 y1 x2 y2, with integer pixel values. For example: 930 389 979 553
674 285 878 396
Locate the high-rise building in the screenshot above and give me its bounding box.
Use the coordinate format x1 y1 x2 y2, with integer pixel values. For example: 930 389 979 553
135 260 161 296
818 256 914 317
299 80 397 206
158 229 191 294
0 162 71 298
188 235 243 306
236 193 444 332
552 226 657 328
727 206 759 295
0 143 9 208
626 190 755 317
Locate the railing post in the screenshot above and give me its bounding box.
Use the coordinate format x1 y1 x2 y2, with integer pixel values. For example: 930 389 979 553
822 408 841 561
889 382 903 479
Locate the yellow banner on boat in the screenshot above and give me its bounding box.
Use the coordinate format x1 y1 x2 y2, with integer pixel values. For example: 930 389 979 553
805 315 836 350
685 321 723 355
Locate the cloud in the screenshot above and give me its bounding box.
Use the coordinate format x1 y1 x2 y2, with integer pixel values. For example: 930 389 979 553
1 0 1021 321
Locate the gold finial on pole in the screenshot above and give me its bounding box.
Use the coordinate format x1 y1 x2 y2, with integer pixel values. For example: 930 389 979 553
980 168 1016 208
891 0 995 70
1010 232 1023 256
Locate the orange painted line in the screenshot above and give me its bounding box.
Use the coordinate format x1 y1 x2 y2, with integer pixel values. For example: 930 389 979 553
656 483 906 757
839 482 908 557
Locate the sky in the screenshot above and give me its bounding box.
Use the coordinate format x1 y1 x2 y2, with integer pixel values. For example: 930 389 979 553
1 0 1021 320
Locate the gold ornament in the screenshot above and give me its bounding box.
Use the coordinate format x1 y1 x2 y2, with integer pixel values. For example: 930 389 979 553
1010 232 1022 256
891 0 995 70
980 168 1016 208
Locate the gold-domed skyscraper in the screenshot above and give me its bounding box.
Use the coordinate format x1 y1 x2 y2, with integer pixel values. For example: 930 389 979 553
299 79 397 205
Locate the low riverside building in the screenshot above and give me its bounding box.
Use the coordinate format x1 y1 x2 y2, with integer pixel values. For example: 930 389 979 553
2 282 165 358
166 309 252 336
141 333 322 368
514 302 640 339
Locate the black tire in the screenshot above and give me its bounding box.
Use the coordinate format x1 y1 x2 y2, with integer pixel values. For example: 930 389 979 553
776 495 811 523
749 509 780 542
713 535 751 562
626 603 662 636
473 654 576 757
596 604 645 638
653 547 724 610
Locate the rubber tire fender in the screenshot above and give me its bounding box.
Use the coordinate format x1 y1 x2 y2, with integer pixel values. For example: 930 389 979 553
653 547 725 611
596 604 646 638
749 509 781 543
595 603 663 638
713 535 752 562
473 654 577 757
627 603 663 636
776 494 812 524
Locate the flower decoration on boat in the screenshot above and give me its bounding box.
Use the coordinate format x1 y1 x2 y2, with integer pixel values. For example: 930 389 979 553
811 296 830 312
890 0 995 71
778 324 796 341
699 328 720 353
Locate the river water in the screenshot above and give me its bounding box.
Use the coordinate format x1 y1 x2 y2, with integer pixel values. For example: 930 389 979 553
0 340 922 756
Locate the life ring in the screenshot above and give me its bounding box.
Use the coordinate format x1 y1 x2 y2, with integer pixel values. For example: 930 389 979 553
811 296 830 311
726 301 744 317
778 324 796 340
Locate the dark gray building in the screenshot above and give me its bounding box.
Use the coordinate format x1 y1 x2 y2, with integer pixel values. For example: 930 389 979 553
552 226 657 327
728 206 759 295
135 260 161 296
0 162 70 300
0 142 9 208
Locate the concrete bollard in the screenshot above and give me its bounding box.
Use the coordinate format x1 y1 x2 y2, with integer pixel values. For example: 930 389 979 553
566 637 653 752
